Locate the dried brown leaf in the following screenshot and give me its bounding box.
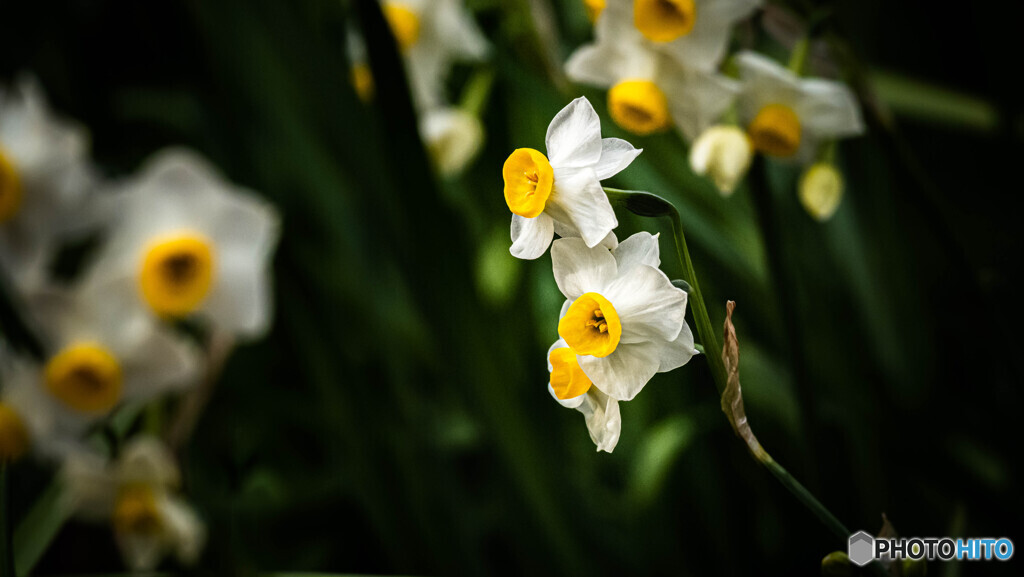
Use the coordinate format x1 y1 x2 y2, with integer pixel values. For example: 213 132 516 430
721 301 768 461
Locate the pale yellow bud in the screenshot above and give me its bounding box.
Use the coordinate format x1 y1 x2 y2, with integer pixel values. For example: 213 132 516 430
799 162 844 221
689 125 753 196
422 108 484 177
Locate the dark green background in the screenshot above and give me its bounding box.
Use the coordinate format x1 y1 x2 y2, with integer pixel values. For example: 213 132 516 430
2 0 1021 574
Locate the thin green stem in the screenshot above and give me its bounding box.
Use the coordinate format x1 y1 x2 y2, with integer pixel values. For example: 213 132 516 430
1 462 15 577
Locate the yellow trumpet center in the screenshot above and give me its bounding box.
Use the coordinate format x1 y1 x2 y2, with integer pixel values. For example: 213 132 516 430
558 292 622 358
114 485 164 536
0 145 24 224
549 347 593 400
503 148 554 218
350 63 375 103
634 0 697 43
608 80 671 136
583 0 606 23
384 3 421 53
0 403 30 462
45 342 124 414
139 233 216 318
748 104 802 157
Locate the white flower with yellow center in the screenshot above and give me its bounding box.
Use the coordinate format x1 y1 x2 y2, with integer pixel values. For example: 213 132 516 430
0 289 199 459
689 125 753 195
551 232 698 401
81 149 280 339
64 437 206 571
629 0 762 71
547 337 622 452
503 97 641 260
565 0 739 139
736 51 864 162
0 77 98 292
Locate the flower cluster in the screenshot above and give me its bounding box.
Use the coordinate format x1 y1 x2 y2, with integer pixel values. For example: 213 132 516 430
0 78 280 570
566 0 864 220
503 97 697 452
348 0 490 176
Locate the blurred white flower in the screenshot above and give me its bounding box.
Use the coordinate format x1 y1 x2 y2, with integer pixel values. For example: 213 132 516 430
799 162 844 221
64 436 206 571
565 0 739 139
381 0 489 111
629 0 762 70
0 288 199 459
503 97 641 260
420 107 484 177
736 51 864 162
689 125 753 195
551 232 697 401
0 76 100 293
547 337 621 452
81 149 281 339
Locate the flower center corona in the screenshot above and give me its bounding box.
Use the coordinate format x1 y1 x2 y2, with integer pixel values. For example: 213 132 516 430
748 104 802 157
583 0 606 23
139 233 216 318
549 347 593 400
45 342 124 414
608 80 671 136
114 485 164 536
0 403 30 462
503 148 554 218
384 3 421 53
0 145 24 224
634 0 697 43
559 292 622 358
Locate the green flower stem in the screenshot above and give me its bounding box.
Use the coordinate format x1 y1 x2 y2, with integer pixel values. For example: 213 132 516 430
1 462 15 577
459 67 496 118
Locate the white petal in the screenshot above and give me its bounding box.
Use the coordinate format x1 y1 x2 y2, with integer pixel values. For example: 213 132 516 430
117 531 166 571
510 213 555 260
593 138 642 180
659 63 741 141
576 387 621 452
119 325 201 403
550 237 618 301
161 497 206 565
203 248 275 339
429 0 490 61
660 0 763 71
545 97 603 169
735 51 803 122
549 384 587 409
420 107 485 176
795 79 865 139
578 342 660 401
656 321 699 372
546 167 617 248
612 232 661 276
117 436 181 488
603 265 686 344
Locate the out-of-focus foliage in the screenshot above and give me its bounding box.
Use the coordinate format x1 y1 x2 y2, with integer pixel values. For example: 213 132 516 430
1 0 1022 575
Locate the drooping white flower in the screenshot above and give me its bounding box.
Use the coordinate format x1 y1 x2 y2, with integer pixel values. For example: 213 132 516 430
420 106 484 177
736 51 864 162
63 436 206 571
504 97 641 260
798 162 844 221
0 288 199 460
547 337 621 453
629 0 763 71
0 76 100 293
689 125 753 195
565 0 739 140
380 0 489 111
551 232 698 401
80 149 281 339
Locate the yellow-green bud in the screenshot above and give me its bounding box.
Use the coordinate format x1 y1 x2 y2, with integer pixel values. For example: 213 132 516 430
799 162 844 221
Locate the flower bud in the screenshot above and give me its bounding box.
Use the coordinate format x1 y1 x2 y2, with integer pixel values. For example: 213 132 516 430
820 551 855 577
689 125 752 196
420 108 484 177
798 162 844 221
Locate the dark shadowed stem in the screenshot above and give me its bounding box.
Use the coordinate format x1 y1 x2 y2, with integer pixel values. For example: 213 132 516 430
1 462 14 577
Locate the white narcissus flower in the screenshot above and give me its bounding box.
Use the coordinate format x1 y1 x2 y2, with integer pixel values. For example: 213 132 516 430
81 149 281 339
551 232 698 402
0 76 100 293
63 436 206 571
547 338 621 452
799 162 844 221
420 106 484 177
0 288 199 460
503 97 641 260
565 0 739 140
736 51 864 162
630 0 763 71
689 125 753 195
